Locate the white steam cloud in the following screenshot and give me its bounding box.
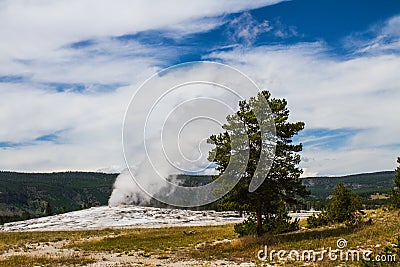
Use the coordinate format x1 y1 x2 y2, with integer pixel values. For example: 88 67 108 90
108 62 265 207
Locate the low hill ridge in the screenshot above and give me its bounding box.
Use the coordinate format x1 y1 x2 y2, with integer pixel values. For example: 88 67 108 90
0 170 395 219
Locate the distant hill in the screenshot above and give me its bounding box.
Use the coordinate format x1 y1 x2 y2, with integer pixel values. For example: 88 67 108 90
0 171 117 217
0 170 396 219
301 171 395 198
177 171 396 198
175 172 396 210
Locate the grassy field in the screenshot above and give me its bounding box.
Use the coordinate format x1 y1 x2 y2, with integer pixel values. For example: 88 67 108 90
190 209 400 266
0 209 399 266
70 225 236 254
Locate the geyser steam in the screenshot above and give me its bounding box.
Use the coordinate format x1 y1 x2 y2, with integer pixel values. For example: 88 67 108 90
108 62 274 207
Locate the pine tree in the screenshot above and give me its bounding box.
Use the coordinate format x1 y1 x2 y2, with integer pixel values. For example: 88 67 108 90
390 157 400 209
44 202 53 216
208 90 309 236
328 182 361 223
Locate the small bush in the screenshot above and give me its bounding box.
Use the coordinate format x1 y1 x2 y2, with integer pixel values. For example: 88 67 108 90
263 217 300 234
234 215 300 237
344 212 363 226
307 211 330 228
234 217 257 237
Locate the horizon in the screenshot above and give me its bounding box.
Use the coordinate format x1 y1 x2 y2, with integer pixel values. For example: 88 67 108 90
0 169 395 178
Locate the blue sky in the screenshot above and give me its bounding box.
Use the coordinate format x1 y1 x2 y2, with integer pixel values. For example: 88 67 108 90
0 0 399 176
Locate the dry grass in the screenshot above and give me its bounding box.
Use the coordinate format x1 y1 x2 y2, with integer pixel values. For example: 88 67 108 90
0 228 121 252
70 224 237 255
0 255 95 267
190 208 400 266
0 209 398 266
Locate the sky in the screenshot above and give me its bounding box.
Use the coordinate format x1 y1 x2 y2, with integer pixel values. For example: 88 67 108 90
0 0 399 176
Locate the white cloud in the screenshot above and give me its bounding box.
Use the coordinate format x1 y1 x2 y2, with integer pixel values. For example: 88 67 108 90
0 0 282 58
227 12 272 46
0 1 288 172
0 0 285 85
0 83 134 171
344 15 400 54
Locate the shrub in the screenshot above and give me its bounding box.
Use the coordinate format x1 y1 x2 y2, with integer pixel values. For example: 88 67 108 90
234 217 257 237
234 214 300 237
263 217 300 234
307 211 330 228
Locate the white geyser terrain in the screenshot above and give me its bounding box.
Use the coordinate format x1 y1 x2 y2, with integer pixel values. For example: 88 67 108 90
0 205 244 232
0 206 317 232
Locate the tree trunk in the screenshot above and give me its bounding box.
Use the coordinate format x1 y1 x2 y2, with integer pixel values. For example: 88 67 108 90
256 210 263 237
